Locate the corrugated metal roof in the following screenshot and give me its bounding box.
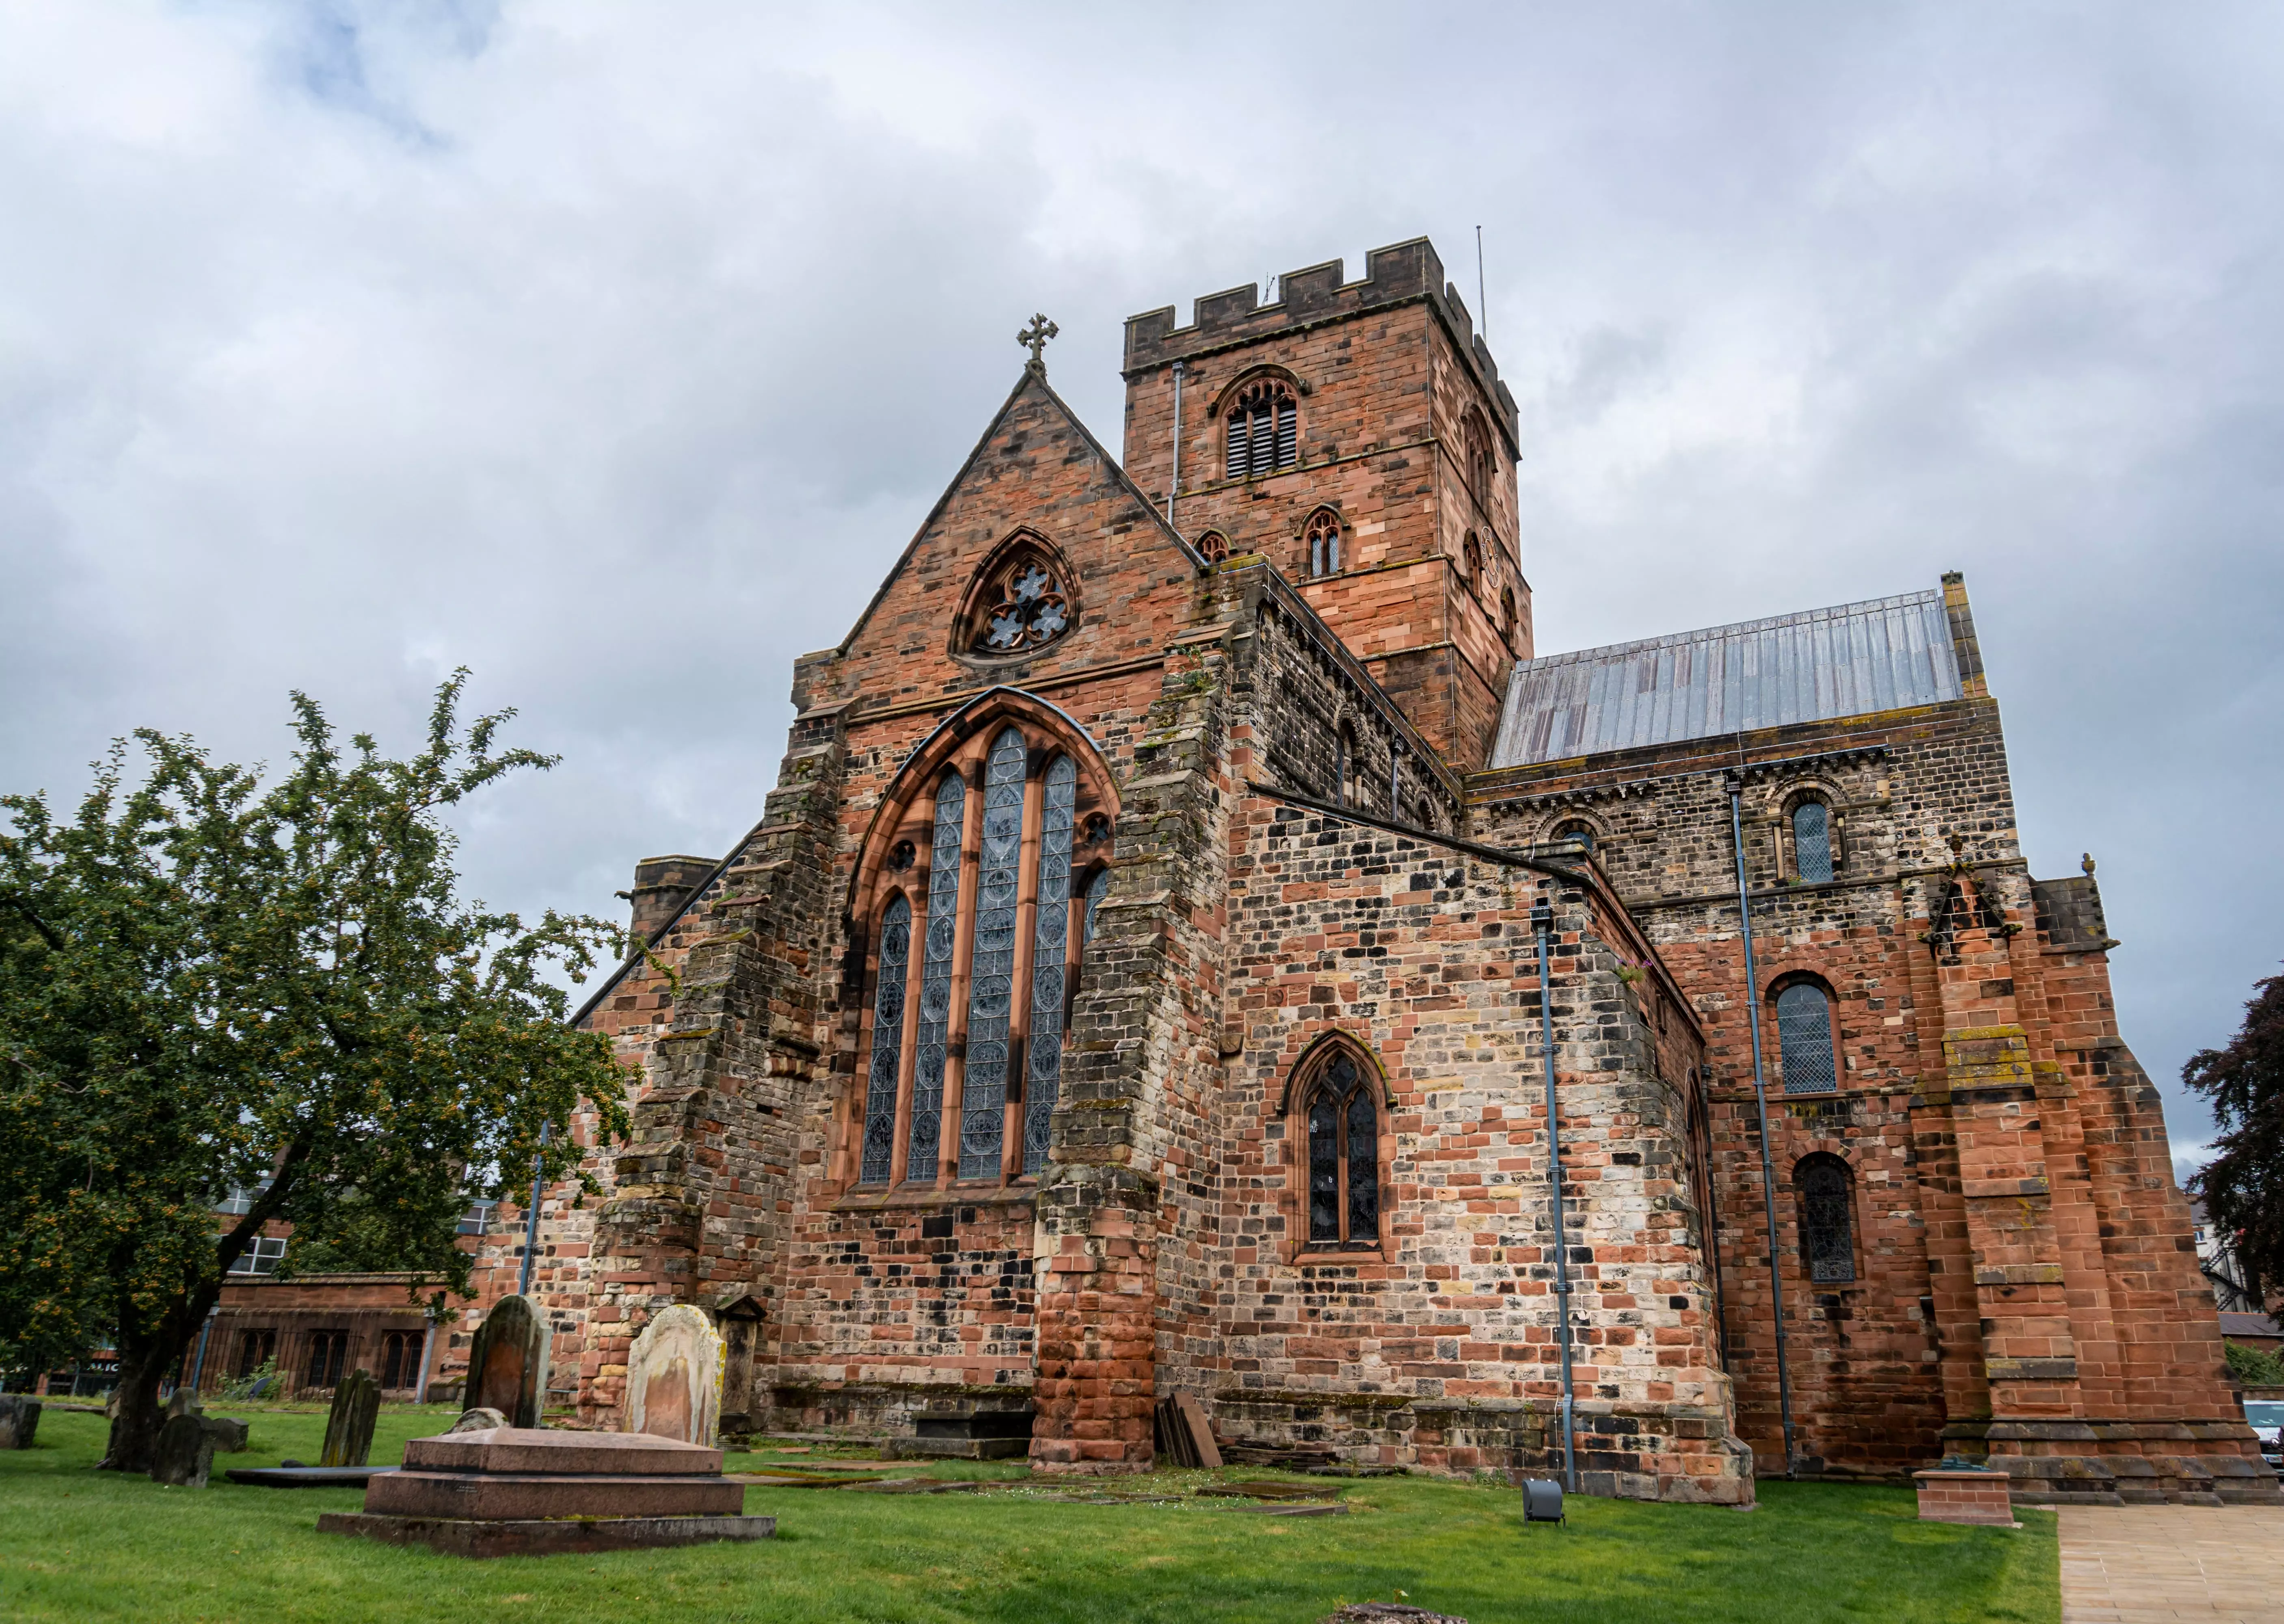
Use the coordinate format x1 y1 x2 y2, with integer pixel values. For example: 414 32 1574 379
1490 588 1961 769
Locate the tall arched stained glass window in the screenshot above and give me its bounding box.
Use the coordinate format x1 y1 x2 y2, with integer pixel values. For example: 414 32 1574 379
859 895 911 1185
1024 756 1076 1173
1797 1155 1856 1283
958 728 1026 1179
908 773 965 1181
1776 981 1838 1097
1793 800 1834 883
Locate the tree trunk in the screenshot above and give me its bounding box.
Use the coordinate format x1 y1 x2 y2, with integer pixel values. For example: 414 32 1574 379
98 1334 174 1473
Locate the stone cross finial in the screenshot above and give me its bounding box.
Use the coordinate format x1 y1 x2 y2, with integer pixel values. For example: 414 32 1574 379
1018 313 1059 375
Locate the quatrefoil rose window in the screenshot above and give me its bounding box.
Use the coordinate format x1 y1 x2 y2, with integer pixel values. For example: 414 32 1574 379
962 539 1076 658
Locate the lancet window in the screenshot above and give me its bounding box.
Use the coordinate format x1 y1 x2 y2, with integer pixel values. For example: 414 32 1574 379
1796 1154 1857 1283
1296 1045 1382 1249
853 707 1116 1189
1792 799 1834 883
1305 508 1342 577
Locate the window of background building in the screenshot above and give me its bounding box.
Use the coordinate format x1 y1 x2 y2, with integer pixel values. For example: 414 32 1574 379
226 1235 286 1276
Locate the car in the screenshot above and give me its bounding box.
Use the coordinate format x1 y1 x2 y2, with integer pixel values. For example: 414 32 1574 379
2243 1399 2284 1477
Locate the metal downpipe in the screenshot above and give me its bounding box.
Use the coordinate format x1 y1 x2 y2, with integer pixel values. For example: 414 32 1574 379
1727 773 1797 1478
1532 900 1578 1493
517 1119 551 1298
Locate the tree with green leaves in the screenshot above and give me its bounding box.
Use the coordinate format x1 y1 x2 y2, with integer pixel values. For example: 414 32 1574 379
2185 967 2284 1315
0 674 633 1472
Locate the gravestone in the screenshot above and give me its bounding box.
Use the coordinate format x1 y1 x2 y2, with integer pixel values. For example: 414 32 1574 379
150 1412 215 1488
320 1369 381 1468
624 1305 724 1447
464 1296 550 1430
447 1406 507 1435
0 1395 40 1449
200 1415 251 1453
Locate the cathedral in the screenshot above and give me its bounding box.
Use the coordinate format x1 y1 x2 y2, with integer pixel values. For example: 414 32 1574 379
459 237 2274 1506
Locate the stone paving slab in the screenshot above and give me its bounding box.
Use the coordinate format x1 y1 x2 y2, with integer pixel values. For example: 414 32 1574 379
2059 1505 2284 1623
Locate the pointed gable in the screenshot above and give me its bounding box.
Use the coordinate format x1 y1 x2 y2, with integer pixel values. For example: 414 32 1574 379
826 370 1203 712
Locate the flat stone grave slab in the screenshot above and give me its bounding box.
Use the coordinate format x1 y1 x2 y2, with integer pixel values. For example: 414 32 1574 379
320 1425 771 1558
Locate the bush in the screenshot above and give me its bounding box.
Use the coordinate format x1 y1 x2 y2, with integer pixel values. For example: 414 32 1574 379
2224 1339 2284 1386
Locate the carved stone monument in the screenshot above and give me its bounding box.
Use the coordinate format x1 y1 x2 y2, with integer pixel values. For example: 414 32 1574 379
465 1295 550 1430
624 1304 724 1447
321 1369 381 1468
150 1412 215 1488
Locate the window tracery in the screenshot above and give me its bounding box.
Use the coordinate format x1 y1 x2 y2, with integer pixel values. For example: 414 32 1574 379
1197 530 1230 566
1225 379 1298 479
970 556 1073 655
1297 1046 1381 1248
851 701 1117 1190
1305 508 1342 577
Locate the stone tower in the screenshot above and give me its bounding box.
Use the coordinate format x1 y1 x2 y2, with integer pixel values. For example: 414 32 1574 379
1122 239 1528 769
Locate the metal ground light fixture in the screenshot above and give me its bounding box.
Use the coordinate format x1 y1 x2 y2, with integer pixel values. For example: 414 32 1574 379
1531 901 1578 1494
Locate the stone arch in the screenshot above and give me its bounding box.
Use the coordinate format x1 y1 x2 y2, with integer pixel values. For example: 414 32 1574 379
949 527 1082 663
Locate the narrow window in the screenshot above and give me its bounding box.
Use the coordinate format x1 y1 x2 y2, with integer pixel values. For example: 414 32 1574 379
1334 728 1355 806
235 1330 276 1380
959 728 1026 1179
1798 1155 1857 1283
1776 982 1838 1096
859 894 911 1185
1084 867 1111 945
379 1329 421 1390
1553 820 1595 855
1462 533 1484 586
1024 756 1076 1173
1464 410 1493 507
1305 508 1341 577
1500 587 1519 645
908 774 965 1181
1303 1050 1380 1247
1793 800 1834 883
304 1330 349 1391
1197 530 1230 566
1225 380 1299 479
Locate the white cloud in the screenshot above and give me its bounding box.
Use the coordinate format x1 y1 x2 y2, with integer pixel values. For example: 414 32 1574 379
4 0 2282 1148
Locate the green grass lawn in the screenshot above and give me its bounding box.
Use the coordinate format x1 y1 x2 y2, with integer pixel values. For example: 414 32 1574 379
0 1405 2057 1624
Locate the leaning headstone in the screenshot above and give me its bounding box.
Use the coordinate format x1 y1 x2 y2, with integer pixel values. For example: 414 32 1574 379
446 1406 507 1435
320 1369 380 1468
165 1388 201 1420
200 1415 251 1453
465 1296 551 1430
0 1395 41 1449
624 1304 724 1447
150 1412 215 1488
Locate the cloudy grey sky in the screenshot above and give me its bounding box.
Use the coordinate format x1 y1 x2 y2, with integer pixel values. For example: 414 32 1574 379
5 2 2280 1175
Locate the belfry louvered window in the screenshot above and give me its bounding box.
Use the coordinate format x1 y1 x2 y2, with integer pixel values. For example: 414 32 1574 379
1792 800 1834 883
857 714 1115 1188
1225 380 1297 479
1797 1155 1857 1283
1775 981 1838 1097
1301 1048 1381 1248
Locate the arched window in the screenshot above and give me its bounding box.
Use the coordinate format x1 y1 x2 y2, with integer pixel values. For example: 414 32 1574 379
1462 532 1484 588
1552 819 1595 855
1463 409 1493 508
1414 795 1437 832
959 537 1076 657
1299 1047 1381 1248
1083 866 1111 945
1775 981 1838 1097
858 894 912 1184
906 773 966 1180
1197 530 1230 566
1796 1154 1856 1283
1792 799 1834 883
1499 587 1519 646
854 703 1117 1189
1226 379 1298 479
1305 508 1342 577
1334 726 1356 806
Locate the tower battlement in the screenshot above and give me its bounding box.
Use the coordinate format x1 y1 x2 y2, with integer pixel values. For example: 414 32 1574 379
1123 236 1519 445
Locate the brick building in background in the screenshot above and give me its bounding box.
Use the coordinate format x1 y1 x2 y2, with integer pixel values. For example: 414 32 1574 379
444 238 2273 1505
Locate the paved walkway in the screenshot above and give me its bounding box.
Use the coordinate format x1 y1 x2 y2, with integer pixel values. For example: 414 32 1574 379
2059 1506 2284 1623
